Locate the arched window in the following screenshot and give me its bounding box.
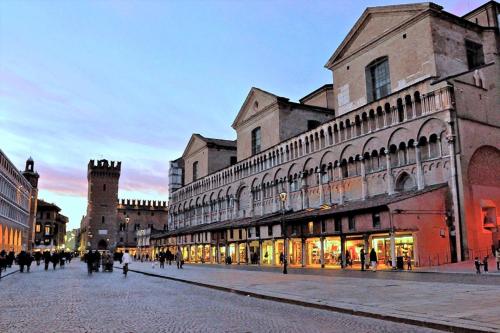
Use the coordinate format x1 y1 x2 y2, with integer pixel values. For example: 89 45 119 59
340 159 348 178
251 127 261 155
429 134 440 158
365 57 391 102
395 172 415 192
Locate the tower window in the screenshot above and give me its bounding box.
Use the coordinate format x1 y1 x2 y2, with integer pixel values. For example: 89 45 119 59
101 216 105 224
465 40 484 70
348 216 356 231
103 184 106 191
193 161 198 181
251 127 261 155
365 57 391 102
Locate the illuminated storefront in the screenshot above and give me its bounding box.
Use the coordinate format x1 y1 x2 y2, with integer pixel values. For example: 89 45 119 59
274 239 284 265
288 238 302 266
323 237 341 266
238 243 247 263
219 245 226 261
190 246 196 262
248 240 260 264
305 238 321 266
228 243 236 262
371 235 414 264
345 238 365 264
262 240 273 265
211 245 217 263
204 245 210 263
196 245 203 263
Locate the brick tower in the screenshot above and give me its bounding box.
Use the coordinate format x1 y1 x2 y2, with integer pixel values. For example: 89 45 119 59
22 157 39 251
85 159 121 250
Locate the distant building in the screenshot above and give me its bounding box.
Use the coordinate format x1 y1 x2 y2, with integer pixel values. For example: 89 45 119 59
64 228 80 252
79 159 169 253
34 200 68 250
0 151 39 252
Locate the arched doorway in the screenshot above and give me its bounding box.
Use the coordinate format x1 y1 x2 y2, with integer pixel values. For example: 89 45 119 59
97 239 108 250
395 172 415 192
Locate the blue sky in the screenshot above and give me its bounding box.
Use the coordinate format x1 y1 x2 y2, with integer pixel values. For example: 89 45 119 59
0 0 486 229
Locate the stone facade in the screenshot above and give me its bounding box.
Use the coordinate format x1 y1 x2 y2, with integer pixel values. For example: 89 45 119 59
80 159 168 253
163 1 499 267
0 151 39 253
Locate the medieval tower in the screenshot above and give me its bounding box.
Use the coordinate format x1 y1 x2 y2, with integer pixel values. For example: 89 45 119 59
85 159 121 250
22 157 39 251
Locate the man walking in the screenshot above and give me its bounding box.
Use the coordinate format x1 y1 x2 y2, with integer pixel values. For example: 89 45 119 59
17 250 27 273
176 247 183 269
43 251 51 271
370 248 378 272
122 249 132 277
360 248 366 271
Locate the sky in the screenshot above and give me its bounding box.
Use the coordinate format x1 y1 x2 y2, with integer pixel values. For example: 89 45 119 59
0 0 487 229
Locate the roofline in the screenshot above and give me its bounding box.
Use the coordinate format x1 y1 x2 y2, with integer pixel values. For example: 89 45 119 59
299 84 334 103
462 0 499 19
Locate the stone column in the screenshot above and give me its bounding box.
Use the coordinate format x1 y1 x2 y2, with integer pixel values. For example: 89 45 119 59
273 184 279 212
447 132 463 262
271 239 276 266
260 187 265 216
301 238 306 267
246 241 251 265
360 156 367 199
286 181 292 210
385 149 394 195
249 190 254 217
318 172 324 206
414 143 424 190
390 231 396 268
236 242 240 265
202 245 205 264
337 166 344 204
340 235 346 268
259 239 263 266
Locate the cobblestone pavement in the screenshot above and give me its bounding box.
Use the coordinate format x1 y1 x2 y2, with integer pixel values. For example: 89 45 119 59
0 262 441 333
126 261 500 332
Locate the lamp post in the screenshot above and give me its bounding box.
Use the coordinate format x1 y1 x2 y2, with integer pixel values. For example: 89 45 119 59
279 191 288 274
125 216 130 251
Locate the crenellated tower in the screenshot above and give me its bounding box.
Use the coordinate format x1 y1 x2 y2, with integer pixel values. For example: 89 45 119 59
85 159 121 250
22 157 39 251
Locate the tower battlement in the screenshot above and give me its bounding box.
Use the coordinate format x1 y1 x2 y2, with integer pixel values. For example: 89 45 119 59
118 199 168 210
88 159 121 178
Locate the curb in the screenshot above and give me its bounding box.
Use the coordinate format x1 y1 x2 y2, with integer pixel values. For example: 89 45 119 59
0 269 19 280
115 266 496 333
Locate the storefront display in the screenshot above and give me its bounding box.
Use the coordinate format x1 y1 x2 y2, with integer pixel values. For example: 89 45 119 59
345 239 364 265
274 240 284 265
204 245 210 263
289 238 302 266
324 237 341 266
262 240 273 265
371 235 414 264
238 243 246 263
306 238 321 266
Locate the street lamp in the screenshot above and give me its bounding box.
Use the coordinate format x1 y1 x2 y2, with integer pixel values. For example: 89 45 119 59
125 216 130 251
279 191 288 274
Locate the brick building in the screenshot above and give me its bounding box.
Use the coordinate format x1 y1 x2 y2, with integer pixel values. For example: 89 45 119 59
159 1 500 268
0 152 39 252
34 200 68 250
79 159 168 253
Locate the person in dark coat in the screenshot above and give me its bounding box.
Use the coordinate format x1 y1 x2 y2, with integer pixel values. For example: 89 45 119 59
59 252 65 268
0 251 6 277
34 251 42 266
369 248 378 272
43 251 51 271
26 252 34 272
166 249 172 265
17 250 27 273
360 248 366 271
51 252 59 270
85 250 94 275
159 252 165 269
483 256 489 273
474 257 481 274
7 251 15 268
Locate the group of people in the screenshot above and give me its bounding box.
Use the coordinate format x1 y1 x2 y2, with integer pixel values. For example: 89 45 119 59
474 248 500 274
83 250 114 275
0 249 73 277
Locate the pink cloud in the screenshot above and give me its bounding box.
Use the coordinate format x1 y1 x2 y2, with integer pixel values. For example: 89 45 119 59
38 164 87 197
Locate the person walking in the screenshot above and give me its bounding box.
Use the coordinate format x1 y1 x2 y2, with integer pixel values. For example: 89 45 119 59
7 251 15 268
474 257 481 274
51 252 59 270
122 249 131 277
43 251 51 271
0 250 7 277
159 253 165 269
483 256 489 273
406 255 412 270
26 252 34 272
496 248 500 271
369 248 378 272
17 250 27 273
85 250 94 275
35 251 42 266
166 249 172 266
176 247 183 269
360 248 366 271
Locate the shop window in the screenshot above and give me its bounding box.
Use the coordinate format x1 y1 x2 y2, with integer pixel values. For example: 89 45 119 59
35 223 41 233
365 57 391 102
372 213 381 228
334 218 342 232
268 225 273 236
348 216 356 231
44 225 51 236
465 40 484 70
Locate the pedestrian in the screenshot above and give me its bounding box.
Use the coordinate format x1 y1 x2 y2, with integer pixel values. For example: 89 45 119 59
474 257 481 274
370 248 378 272
51 252 59 270
346 250 352 267
122 249 131 277
0 250 7 276
176 247 183 269
483 256 489 273
59 252 66 269
166 249 172 265
17 250 27 273
279 252 284 265
360 248 365 271
7 251 15 268
496 248 500 271
85 250 94 275
159 253 165 269
26 252 34 272
406 255 412 270
35 251 42 266
43 251 51 271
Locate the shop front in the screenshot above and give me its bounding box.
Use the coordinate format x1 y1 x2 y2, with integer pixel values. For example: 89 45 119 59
211 245 217 263
196 245 203 263
288 238 303 266
305 238 321 266
274 239 284 265
371 234 414 266
228 243 236 263
248 240 260 264
203 245 210 263
323 237 341 267
181 246 189 262
262 240 273 265
345 238 365 266
238 243 247 264
219 244 226 263
190 245 196 262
